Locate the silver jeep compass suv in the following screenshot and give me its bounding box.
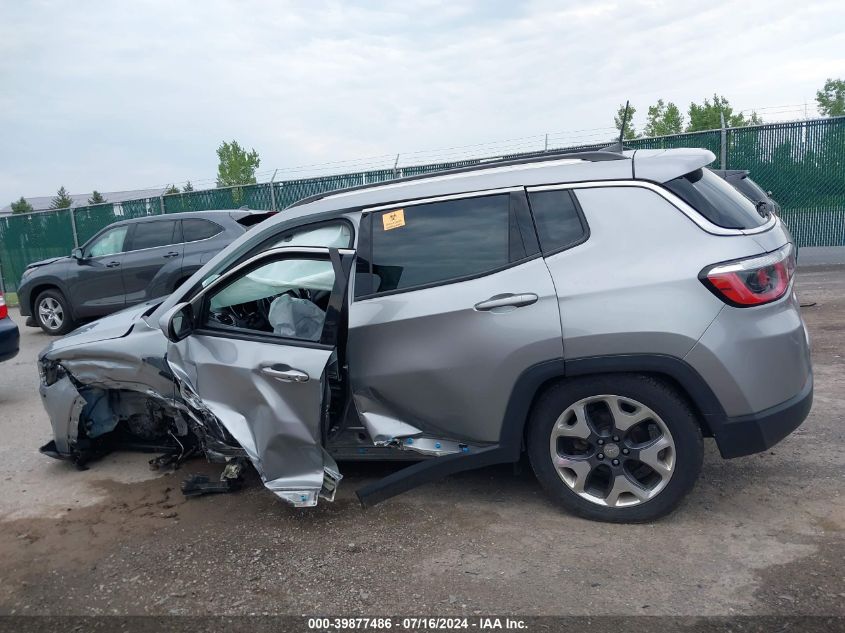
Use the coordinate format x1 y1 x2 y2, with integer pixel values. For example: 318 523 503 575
38 148 812 522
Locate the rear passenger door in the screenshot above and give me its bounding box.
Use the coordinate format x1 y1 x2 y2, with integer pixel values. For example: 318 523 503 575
121 218 184 305
348 190 563 446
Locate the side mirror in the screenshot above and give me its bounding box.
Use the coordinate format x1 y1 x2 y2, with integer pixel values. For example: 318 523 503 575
159 302 195 343
71 248 84 261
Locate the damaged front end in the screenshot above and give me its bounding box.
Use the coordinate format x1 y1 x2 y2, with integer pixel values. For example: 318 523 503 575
37 300 342 508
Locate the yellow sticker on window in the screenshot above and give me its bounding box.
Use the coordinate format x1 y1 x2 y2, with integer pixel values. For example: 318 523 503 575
382 208 406 230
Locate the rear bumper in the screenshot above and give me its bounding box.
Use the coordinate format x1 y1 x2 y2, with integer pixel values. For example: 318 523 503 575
713 372 813 458
0 318 20 362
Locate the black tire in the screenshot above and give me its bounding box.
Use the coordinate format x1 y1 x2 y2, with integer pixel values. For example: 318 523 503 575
527 374 703 523
34 288 75 336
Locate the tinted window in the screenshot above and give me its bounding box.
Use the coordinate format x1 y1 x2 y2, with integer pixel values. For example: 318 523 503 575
528 189 587 253
182 219 223 242
87 226 129 258
130 220 179 250
732 177 769 203
664 168 768 229
367 194 531 295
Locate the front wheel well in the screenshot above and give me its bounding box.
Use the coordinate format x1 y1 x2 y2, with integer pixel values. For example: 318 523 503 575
29 283 64 314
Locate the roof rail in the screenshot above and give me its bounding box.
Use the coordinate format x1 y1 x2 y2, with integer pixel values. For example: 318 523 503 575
287 149 627 209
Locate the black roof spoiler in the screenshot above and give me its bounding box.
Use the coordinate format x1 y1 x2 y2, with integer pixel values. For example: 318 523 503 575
287 149 628 209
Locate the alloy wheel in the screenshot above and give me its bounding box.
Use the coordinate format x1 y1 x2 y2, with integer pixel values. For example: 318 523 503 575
38 297 64 331
549 394 676 507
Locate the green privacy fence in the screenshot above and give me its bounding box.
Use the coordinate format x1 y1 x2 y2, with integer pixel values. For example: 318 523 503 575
2 117 844 293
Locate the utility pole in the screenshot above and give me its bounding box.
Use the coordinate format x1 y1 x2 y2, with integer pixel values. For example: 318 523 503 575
269 169 278 211
68 207 79 248
392 154 400 179
719 112 727 170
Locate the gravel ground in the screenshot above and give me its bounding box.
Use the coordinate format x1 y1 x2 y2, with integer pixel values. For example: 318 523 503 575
0 267 842 616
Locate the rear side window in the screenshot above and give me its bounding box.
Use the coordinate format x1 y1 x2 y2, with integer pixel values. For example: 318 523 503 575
527 189 588 253
183 219 223 242
363 193 537 296
129 220 179 250
732 177 769 203
664 169 768 229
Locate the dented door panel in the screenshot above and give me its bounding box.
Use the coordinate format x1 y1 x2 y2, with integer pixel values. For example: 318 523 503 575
167 334 337 506
348 257 563 445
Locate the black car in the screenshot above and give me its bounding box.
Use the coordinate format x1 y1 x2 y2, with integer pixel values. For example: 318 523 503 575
0 292 20 361
18 209 273 335
711 169 782 217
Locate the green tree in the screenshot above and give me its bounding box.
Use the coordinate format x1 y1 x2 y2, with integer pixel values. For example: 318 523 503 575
88 190 106 204
182 181 194 192
686 94 760 132
10 196 34 214
216 140 260 187
643 99 684 137
816 78 845 116
614 103 637 140
51 186 73 209
164 184 180 195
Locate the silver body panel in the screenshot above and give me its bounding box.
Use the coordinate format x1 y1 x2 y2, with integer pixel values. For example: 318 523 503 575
548 186 767 360
348 256 563 444
684 289 811 416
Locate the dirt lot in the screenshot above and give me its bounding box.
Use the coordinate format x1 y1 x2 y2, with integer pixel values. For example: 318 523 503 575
0 267 843 617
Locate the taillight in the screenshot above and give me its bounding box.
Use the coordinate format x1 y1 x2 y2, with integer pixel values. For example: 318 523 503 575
0 293 7 319
700 243 795 307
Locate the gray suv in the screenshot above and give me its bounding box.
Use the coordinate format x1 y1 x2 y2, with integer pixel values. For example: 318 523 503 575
18 209 272 334
36 149 812 522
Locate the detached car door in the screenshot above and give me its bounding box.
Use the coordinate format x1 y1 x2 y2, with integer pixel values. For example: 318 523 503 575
164 246 354 507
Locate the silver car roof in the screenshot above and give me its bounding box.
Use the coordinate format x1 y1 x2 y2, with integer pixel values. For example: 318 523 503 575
282 148 715 220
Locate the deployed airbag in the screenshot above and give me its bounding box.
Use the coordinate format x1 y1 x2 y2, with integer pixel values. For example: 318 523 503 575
268 295 326 341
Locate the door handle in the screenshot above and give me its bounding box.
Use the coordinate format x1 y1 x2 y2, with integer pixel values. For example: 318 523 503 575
261 365 310 383
163 252 180 258
106 261 121 268
474 293 539 311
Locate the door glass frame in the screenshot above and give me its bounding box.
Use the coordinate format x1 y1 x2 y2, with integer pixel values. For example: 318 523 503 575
353 188 541 301
189 247 354 351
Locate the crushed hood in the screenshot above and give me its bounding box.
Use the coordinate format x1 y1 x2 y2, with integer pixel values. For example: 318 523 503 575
26 256 69 270
41 300 162 359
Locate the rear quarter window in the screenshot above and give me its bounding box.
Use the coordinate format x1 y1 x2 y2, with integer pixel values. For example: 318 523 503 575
527 189 588 253
664 168 768 229
183 219 223 242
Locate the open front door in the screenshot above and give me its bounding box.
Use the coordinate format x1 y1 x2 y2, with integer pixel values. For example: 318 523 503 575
164 246 354 507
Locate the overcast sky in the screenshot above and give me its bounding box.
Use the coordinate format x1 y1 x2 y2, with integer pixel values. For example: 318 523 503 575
1 0 843 204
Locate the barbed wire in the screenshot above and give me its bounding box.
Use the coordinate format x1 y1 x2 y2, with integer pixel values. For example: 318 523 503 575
109 102 834 193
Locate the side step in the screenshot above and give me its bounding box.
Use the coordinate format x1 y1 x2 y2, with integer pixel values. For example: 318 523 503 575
355 445 511 507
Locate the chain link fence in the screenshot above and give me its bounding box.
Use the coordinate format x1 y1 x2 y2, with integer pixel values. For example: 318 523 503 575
2 117 844 293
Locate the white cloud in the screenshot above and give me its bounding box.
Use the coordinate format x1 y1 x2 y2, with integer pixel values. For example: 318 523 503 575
1 0 843 202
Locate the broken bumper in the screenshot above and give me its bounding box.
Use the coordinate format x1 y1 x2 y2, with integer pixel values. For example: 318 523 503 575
38 374 85 457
